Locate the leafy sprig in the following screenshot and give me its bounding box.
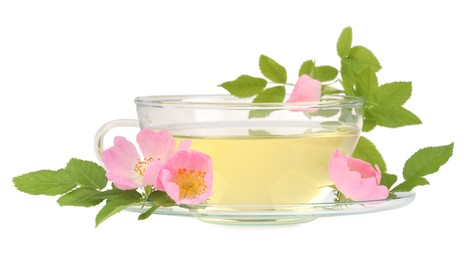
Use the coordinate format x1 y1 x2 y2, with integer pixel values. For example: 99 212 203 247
13 158 173 227
219 26 454 196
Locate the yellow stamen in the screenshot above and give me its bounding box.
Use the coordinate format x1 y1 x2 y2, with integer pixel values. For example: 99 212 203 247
133 157 154 176
174 168 207 199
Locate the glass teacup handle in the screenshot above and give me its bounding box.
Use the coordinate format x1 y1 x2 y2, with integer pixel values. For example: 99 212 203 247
94 119 139 163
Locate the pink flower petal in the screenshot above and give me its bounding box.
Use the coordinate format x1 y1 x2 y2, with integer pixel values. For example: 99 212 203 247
287 75 321 103
177 140 192 152
337 170 362 198
363 185 389 201
102 137 140 176
178 186 213 205
374 164 382 185
102 136 142 190
328 149 349 184
349 177 378 201
161 150 213 204
164 182 180 204
346 157 378 179
156 168 172 191
328 149 389 201
137 129 176 162
142 160 164 187
165 150 212 174
106 174 140 190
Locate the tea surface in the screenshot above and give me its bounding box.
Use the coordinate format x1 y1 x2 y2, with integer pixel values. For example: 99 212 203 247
175 127 359 204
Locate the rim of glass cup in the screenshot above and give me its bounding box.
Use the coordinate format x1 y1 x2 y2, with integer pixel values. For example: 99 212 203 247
134 94 364 110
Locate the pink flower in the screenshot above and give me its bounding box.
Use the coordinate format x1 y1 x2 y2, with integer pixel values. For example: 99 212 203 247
287 74 321 103
101 129 191 190
328 149 389 201
157 150 213 205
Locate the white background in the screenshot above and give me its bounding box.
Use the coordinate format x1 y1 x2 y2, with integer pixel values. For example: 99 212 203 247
1 1 462 259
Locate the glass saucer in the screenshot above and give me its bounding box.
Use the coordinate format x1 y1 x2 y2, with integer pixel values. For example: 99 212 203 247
126 191 415 225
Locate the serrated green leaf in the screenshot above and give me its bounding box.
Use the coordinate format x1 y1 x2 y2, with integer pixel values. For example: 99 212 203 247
347 46 382 73
362 113 377 132
93 188 142 201
148 190 176 207
355 67 378 103
321 85 345 95
352 136 387 173
362 122 376 132
340 60 356 96
259 55 287 83
247 86 285 119
403 143 454 180
391 177 430 193
299 60 315 77
380 173 398 189
253 86 285 103
138 205 160 220
57 187 103 207
13 169 77 196
95 196 142 227
374 82 412 107
337 27 352 58
66 158 107 190
219 75 267 98
313 66 338 82
248 109 274 119
370 106 422 128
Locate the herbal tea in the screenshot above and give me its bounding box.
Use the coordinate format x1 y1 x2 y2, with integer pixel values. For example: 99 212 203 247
176 126 360 204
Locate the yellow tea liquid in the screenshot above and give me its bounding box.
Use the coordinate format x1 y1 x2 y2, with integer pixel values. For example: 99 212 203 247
176 126 359 204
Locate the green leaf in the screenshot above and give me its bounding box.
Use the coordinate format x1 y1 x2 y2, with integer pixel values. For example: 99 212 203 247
138 205 160 220
352 136 387 173
95 196 142 227
57 187 103 207
93 188 142 201
249 109 274 119
380 173 398 189
253 86 285 103
347 45 382 73
403 143 454 180
299 60 315 77
248 86 285 119
369 106 422 128
313 66 338 82
374 82 412 107
148 190 176 207
219 75 267 98
321 85 345 95
308 108 340 118
13 169 77 196
339 108 356 124
259 55 287 83
66 158 107 190
391 177 429 193
362 114 377 132
337 27 352 58
355 67 378 103
340 60 356 96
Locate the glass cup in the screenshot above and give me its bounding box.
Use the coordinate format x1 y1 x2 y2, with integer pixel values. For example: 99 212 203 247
95 94 364 206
